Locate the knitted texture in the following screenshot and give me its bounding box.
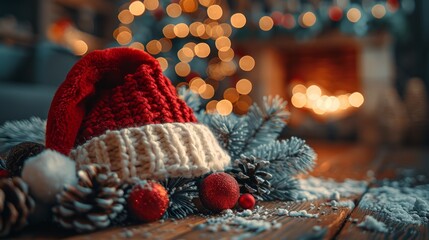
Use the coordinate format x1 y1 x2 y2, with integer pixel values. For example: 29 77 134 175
71 123 230 181
46 48 196 155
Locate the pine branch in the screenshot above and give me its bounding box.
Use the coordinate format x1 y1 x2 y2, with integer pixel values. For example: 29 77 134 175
177 86 202 113
261 177 298 201
242 96 289 154
247 137 316 177
0 117 46 153
208 115 248 160
161 177 199 219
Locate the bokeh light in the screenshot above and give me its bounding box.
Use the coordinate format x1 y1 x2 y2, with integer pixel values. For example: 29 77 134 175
174 23 190 38
194 43 211 58
129 42 145 50
347 8 362 23
72 40 88 56
259 16 274 31
218 48 234 62
216 99 233 115
230 13 246 28
236 79 252 95
198 84 215 99
163 24 176 38
156 57 168 71
349 92 364 107
372 4 386 19
215 36 231 51
300 12 317 28
239 55 255 71
175 62 191 77
291 92 307 108
146 40 162 55
223 88 240 103
143 0 159 11
166 3 182 18
129 1 145 16
207 5 223 20
118 10 134 24
116 31 132 45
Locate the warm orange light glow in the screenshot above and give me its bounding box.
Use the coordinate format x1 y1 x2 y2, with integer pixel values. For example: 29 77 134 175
163 24 176 38
220 23 232 37
216 99 233 116
218 48 234 62
175 62 191 77
72 40 88 56
129 42 145 50
259 16 274 31
215 36 231 51
190 22 203 36
156 57 168 71
159 38 172 52
194 43 210 58
146 40 162 55
347 8 362 23
199 0 215 7
236 79 252 95
223 88 240 103
143 0 159 11
372 4 386 19
292 84 307 94
300 12 317 27
207 5 223 20
189 77 205 92
177 47 194 62
166 3 182 18
338 95 350 109
239 55 255 71
349 92 364 107
291 92 307 108
306 85 322 100
206 100 218 113
129 1 145 16
118 10 134 24
116 31 132 45
174 23 190 38
199 84 215 99
180 0 198 13
230 13 246 28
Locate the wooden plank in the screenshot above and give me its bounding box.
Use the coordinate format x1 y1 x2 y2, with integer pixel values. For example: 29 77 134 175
11 143 382 239
336 148 429 240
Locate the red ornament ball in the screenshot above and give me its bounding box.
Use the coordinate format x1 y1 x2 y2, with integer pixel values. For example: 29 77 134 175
238 193 256 210
199 172 240 212
128 181 169 222
0 170 9 178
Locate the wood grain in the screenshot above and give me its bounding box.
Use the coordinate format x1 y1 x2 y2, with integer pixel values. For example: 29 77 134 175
336 147 429 240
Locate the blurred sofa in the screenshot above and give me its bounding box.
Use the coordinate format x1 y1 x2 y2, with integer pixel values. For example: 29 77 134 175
0 42 77 124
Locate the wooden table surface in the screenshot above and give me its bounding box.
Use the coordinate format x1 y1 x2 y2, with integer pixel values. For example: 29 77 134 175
12 141 429 240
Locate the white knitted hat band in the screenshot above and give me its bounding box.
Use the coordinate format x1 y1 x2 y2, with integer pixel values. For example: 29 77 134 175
70 123 230 181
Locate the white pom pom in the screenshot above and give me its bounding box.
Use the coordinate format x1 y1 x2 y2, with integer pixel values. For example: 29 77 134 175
22 150 77 204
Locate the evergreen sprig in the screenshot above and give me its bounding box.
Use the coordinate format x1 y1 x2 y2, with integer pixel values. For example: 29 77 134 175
0 117 46 153
161 177 199 219
247 137 316 177
177 87 202 113
241 96 289 154
261 177 298 201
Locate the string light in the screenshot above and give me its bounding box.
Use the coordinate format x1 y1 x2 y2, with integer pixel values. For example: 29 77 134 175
166 3 182 18
300 12 317 28
215 36 231 51
174 23 190 38
129 42 145 50
118 10 134 24
259 16 274 31
239 55 255 71
129 1 145 16
116 31 132 45
216 99 233 115
156 57 168 71
372 4 386 19
163 24 176 38
146 40 162 55
347 8 362 23
72 40 88 55
143 0 159 11
236 79 252 95
349 92 364 107
175 62 191 77
194 43 210 58
207 5 223 20
180 0 198 13
230 13 246 28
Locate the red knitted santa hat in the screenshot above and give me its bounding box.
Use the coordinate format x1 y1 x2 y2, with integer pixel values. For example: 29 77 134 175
45 48 230 181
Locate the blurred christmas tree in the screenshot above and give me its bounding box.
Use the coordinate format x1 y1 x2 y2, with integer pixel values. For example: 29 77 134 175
111 0 413 115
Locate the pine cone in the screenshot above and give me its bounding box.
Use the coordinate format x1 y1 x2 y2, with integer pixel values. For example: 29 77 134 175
0 177 36 237
6 142 45 177
228 157 272 199
53 164 125 232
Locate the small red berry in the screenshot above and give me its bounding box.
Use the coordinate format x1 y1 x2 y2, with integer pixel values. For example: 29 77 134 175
238 193 256 209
